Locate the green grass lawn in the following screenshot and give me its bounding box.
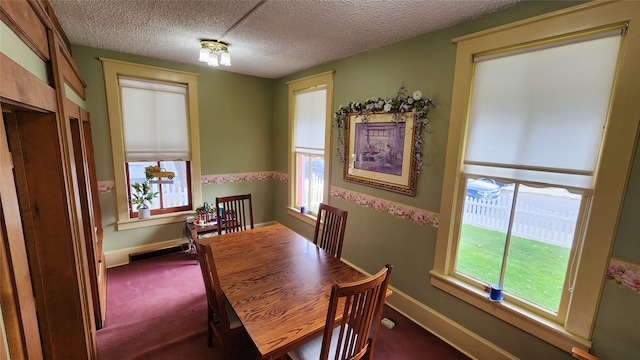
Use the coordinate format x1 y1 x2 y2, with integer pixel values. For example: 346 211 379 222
456 224 571 311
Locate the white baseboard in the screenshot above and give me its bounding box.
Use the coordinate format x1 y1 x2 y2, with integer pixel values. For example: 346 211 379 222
341 260 516 360
384 287 517 360
104 238 188 268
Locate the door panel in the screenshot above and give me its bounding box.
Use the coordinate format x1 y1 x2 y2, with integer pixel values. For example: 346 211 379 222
5 109 93 359
0 110 43 360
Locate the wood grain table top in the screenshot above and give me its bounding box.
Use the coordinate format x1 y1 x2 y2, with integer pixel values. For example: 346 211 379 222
197 223 368 360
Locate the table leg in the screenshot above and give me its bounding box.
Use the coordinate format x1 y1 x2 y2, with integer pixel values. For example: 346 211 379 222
184 222 199 265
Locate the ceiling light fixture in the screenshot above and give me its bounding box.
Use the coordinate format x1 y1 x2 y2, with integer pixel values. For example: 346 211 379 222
199 40 231 67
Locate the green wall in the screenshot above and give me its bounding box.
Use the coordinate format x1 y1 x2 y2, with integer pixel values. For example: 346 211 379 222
591 139 640 357
71 46 273 252
270 1 638 360
70 1 640 359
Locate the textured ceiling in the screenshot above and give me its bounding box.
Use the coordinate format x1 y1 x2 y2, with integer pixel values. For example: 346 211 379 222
48 0 526 79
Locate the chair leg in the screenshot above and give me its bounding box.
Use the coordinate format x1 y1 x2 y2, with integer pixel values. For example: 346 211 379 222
207 307 213 347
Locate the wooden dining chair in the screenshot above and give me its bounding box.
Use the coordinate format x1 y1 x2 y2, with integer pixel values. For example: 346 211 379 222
313 203 348 259
194 240 245 358
287 264 393 360
216 193 254 235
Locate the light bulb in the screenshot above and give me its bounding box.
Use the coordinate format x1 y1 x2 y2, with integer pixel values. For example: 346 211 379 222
199 48 210 62
207 53 219 67
220 50 231 66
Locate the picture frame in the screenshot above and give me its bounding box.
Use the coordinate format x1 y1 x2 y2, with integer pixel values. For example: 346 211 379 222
344 112 418 196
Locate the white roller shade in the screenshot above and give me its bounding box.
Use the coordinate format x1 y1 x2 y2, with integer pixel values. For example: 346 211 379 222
464 29 622 188
295 88 326 153
120 77 190 162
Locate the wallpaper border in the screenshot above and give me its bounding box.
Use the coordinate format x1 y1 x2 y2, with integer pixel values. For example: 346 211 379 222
98 174 440 229
606 257 640 293
98 171 288 194
201 171 287 185
330 185 439 228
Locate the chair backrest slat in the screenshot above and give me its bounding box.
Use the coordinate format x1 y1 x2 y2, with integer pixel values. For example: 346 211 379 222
216 193 254 235
313 203 348 259
195 239 245 358
320 264 392 360
195 240 215 309
195 240 231 333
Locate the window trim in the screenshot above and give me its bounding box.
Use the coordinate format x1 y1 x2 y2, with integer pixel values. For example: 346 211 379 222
294 151 325 215
101 58 202 230
287 71 334 223
431 1 640 353
454 177 585 322
126 161 193 218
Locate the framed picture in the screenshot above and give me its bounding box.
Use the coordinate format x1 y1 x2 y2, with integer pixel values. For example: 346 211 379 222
344 112 418 196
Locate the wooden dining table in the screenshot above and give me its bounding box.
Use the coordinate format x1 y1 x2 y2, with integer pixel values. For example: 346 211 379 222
197 223 372 360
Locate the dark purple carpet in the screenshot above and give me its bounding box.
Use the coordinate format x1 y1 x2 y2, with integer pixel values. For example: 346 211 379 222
97 251 469 359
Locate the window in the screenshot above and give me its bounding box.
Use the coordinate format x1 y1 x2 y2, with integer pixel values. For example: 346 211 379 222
294 88 326 214
432 2 640 352
456 29 622 319
459 179 582 314
119 77 192 217
287 72 333 220
102 59 202 229
126 161 191 217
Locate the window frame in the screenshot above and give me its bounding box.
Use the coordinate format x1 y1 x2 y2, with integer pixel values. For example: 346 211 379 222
126 161 193 217
287 71 334 225
294 151 325 215
455 175 585 321
102 58 202 230
431 1 640 353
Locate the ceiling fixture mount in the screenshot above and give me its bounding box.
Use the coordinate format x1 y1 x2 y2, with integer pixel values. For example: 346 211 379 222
199 40 231 67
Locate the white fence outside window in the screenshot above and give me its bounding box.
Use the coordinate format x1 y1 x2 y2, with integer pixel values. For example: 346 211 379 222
303 173 324 209
150 182 188 208
463 195 578 248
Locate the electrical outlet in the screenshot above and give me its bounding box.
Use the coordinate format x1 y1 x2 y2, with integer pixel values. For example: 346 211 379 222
381 317 396 329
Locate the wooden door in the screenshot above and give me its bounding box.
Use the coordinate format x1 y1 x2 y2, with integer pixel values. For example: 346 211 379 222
1 3 97 358
1 108 44 360
82 111 107 327
67 100 106 329
4 109 96 359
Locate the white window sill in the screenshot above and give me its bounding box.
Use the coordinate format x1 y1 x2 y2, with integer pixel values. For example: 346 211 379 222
429 270 592 354
117 210 195 231
286 206 317 226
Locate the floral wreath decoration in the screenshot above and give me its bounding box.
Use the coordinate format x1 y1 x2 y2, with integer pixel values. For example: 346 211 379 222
334 85 436 174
